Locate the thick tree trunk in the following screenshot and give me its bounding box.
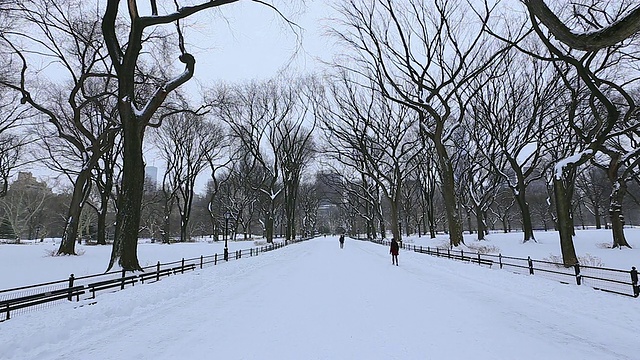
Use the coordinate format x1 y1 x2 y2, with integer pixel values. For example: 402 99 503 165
427 203 436 239
594 208 602 229
378 211 386 239
108 118 144 271
435 145 464 246
162 201 172 244
514 190 535 242
284 188 296 241
180 216 188 242
96 209 107 245
610 180 632 249
265 208 274 243
57 171 91 255
553 177 578 266
389 201 401 241
475 207 486 241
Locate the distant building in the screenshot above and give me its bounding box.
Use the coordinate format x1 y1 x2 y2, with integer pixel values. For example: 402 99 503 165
145 166 158 188
13 172 50 192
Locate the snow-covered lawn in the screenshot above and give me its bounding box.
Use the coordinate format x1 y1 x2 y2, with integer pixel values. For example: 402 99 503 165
409 228 640 270
0 229 638 290
0 238 271 289
1 236 638 360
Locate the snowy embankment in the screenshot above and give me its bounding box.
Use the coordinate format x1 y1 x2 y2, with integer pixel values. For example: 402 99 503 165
1 237 638 360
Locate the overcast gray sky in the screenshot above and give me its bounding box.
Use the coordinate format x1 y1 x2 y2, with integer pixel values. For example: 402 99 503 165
184 0 337 86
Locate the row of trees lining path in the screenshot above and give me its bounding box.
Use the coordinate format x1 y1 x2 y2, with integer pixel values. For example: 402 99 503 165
331 0 640 266
0 0 638 269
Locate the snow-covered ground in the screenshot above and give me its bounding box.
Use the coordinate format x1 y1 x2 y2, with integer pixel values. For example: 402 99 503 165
1 229 638 290
1 235 638 360
0 238 273 289
410 228 640 270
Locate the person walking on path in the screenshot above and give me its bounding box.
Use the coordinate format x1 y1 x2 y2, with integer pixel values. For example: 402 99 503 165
339 234 345 249
390 238 399 265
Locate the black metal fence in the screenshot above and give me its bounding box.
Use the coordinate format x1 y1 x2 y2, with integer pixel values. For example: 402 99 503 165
366 238 639 299
0 240 296 322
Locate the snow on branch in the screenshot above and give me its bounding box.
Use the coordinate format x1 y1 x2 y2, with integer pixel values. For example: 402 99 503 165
523 0 640 51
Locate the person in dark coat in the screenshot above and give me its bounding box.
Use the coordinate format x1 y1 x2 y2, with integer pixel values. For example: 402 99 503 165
339 234 345 249
390 238 399 265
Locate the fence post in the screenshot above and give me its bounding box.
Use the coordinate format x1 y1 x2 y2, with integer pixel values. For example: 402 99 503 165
200 255 203 269
181 258 185 274
574 263 582 285
68 273 75 301
420 246 423 254
121 269 126 290
436 248 439 257
215 253 217 265
447 248 451 259
631 267 639 298
251 248 253 257
528 256 534 275
427 246 430 255
477 252 481 266
499 254 503 269
460 249 464 261
156 261 160 281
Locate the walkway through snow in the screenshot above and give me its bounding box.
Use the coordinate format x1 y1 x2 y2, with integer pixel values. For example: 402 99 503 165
2 236 638 360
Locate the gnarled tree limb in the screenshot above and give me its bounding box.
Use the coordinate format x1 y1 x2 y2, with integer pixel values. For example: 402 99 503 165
523 0 640 51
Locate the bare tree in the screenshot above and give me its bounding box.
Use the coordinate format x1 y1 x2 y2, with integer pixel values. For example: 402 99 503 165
522 0 640 264
413 144 440 239
0 0 120 256
320 72 424 241
456 127 504 241
221 76 312 242
333 0 512 246
470 52 563 242
0 173 53 243
215 159 264 240
276 113 316 240
87 129 121 245
297 179 320 237
102 0 296 270
0 92 31 197
153 110 225 242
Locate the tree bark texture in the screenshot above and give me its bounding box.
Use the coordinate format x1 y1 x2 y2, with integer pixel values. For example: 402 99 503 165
514 190 535 242
553 177 578 266
609 179 632 249
523 0 640 51
57 171 92 255
435 143 464 246
108 117 144 271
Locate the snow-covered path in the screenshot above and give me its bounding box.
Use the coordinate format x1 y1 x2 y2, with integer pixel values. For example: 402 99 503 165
2 237 638 360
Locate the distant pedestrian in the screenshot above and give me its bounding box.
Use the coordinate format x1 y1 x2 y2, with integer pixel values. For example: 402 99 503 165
339 234 345 249
390 238 399 266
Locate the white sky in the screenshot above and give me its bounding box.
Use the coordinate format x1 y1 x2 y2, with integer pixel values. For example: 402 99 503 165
181 0 338 86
